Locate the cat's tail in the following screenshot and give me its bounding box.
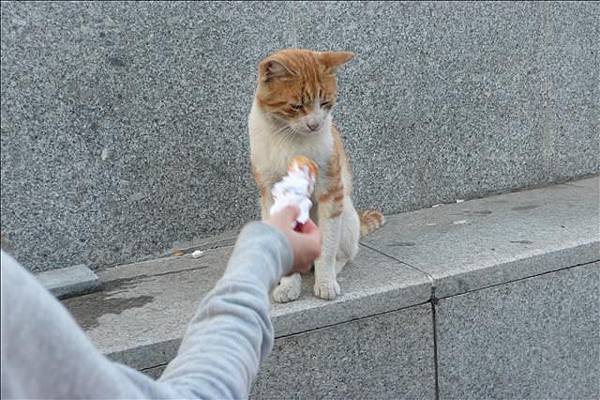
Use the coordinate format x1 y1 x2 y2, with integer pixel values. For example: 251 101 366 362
358 209 385 237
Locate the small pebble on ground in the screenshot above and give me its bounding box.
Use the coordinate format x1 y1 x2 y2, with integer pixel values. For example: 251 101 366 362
192 250 204 258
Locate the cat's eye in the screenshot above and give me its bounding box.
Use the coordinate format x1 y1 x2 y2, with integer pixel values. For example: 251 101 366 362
321 100 332 108
291 103 303 111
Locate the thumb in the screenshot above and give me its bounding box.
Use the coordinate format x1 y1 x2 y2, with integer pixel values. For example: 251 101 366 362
299 219 318 234
278 204 300 222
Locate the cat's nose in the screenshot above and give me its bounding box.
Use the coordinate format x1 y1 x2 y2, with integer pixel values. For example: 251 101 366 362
306 122 320 131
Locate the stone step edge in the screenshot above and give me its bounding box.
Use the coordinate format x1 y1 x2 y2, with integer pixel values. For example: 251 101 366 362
102 241 599 372
35 264 101 299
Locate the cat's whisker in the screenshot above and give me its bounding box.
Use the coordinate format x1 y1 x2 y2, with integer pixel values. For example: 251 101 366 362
274 126 296 148
272 128 290 148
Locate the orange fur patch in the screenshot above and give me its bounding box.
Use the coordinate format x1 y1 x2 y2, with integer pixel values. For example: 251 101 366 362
256 49 353 120
289 155 319 178
359 210 386 237
317 125 350 217
253 49 356 220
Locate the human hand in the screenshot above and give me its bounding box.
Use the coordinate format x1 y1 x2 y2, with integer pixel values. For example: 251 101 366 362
265 206 321 274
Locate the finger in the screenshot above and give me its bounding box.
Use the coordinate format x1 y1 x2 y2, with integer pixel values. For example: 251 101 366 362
312 238 322 258
277 205 300 222
301 226 322 257
295 228 321 249
308 222 322 246
298 264 312 275
299 219 318 233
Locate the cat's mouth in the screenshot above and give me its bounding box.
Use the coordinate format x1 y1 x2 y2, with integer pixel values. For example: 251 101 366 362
283 123 322 137
297 129 322 137
294 123 323 136
270 115 322 137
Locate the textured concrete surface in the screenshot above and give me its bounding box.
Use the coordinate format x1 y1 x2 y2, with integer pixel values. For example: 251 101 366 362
2 2 599 271
251 304 435 400
436 262 600 400
61 179 598 397
0 1 292 272
363 177 600 298
544 2 600 181
137 304 437 398
34 264 100 299
140 365 165 380
63 242 430 370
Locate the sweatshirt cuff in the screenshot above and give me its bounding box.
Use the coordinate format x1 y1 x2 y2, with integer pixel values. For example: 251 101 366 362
223 222 294 291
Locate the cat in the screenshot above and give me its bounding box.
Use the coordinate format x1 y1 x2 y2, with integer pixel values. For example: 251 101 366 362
248 49 384 302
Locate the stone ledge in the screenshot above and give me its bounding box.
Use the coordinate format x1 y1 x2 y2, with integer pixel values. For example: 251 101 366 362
62 176 599 372
35 264 100 299
64 244 430 371
436 262 599 400
363 176 600 298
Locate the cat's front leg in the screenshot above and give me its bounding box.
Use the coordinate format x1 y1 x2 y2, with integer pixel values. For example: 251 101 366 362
314 200 343 300
259 192 273 221
252 165 272 221
255 175 273 221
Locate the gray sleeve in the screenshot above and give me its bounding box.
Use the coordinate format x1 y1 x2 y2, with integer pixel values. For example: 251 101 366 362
157 222 293 398
1 221 293 400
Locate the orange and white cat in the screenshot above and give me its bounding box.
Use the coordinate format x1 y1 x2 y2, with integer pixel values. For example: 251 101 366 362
248 49 384 302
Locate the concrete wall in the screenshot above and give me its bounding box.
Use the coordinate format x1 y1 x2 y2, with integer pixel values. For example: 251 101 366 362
252 304 435 400
61 178 599 398
436 263 599 400
1 2 598 271
251 264 599 399
129 264 599 399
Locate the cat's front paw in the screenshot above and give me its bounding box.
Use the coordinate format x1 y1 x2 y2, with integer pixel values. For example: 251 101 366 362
314 280 341 300
272 277 302 303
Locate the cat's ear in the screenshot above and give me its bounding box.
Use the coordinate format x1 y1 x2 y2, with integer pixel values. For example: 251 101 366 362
259 58 293 82
317 51 355 73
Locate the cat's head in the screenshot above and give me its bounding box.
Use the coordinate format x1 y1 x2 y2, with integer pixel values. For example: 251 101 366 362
255 49 354 136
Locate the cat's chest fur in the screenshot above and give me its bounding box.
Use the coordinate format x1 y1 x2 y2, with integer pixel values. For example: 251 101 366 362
248 103 333 188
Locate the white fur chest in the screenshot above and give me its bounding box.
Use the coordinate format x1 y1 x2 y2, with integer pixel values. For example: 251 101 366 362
248 102 333 186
